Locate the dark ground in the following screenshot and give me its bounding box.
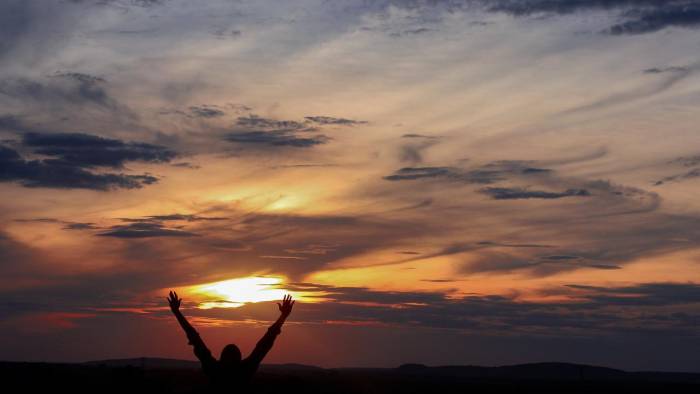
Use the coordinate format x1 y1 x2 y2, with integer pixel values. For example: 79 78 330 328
2 359 700 393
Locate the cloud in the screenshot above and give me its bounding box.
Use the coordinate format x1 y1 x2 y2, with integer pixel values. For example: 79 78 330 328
189 281 700 336
13 218 62 224
0 1 95 67
63 222 99 230
233 115 311 132
21 132 177 168
383 161 551 183
563 282 700 306
0 129 176 190
0 1 30 60
66 0 167 7
171 162 200 169
225 131 330 147
213 27 242 39
53 72 106 84
481 0 700 35
608 5 700 35
485 1 661 16
188 105 225 118
304 116 367 125
542 255 579 260
97 222 199 238
476 241 553 248
398 135 441 165
653 154 700 185
383 166 456 181
463 251 623 276
368 152 688 277
81 213 227 238
402 134 439 139
395 27 434 35
654 168 700 186
139 214 227 222
643 66 690 74
669 155 700 167
0 145 159 190
479 187 591 200
7 272 700 339
0 114 26 132
225 114 331 148
14 213 227 238
14 217 100 230
586 264 622 270
562 64 697 115
0 73 117 109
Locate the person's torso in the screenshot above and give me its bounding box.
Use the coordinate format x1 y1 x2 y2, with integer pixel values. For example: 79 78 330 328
205 359 259 390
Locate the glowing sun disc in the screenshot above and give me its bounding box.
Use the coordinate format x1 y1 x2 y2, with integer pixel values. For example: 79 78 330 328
190 276 288 309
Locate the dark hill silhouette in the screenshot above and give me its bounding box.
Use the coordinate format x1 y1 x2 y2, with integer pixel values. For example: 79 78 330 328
83 357 323 371
397 362 627 380
3 359 700 393
84 357 200 369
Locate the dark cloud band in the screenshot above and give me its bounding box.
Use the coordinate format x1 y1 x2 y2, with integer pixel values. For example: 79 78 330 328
0 131 176 190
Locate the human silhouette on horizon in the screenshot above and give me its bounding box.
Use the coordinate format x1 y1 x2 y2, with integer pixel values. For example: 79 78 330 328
167 290 295 390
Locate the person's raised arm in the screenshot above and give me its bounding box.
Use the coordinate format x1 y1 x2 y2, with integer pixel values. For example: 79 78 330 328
167 291 216 368
247 294 294 366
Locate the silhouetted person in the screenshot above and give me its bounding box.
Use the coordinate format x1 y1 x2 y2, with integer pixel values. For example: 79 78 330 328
167 291 294 391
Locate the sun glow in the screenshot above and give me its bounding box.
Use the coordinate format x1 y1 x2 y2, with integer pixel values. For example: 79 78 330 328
266 194 308 212
188 276 308 309
190 276 286 309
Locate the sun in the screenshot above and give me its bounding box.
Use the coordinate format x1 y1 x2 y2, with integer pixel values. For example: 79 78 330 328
189 276 290 309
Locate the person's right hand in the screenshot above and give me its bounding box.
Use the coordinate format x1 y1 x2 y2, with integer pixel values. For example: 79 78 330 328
167 290 182 312
277 294 295 318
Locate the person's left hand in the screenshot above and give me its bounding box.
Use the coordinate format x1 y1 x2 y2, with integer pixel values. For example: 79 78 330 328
167 290 182 312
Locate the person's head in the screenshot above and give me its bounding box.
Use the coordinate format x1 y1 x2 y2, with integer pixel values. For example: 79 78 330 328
220 344 242 366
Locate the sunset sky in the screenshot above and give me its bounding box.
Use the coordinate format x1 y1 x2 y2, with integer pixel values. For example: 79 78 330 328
2 0 700 372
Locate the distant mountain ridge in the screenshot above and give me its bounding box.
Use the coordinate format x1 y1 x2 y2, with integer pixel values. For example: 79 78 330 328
73 358 700 383
83 357 200 369
82 357 323 371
